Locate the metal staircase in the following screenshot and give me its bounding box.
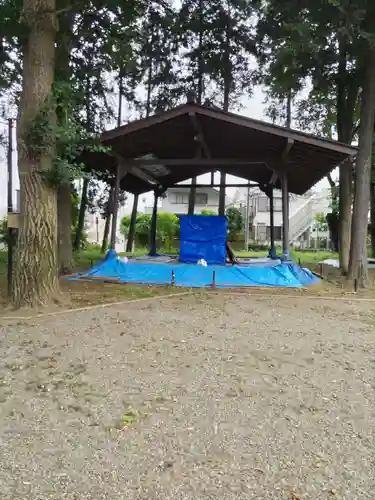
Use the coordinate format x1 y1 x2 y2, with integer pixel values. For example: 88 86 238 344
289 193 325 243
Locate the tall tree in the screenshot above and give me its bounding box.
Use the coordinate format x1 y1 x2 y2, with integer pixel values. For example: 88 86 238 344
255 0 361 273
13 0 59 307
178 0 208 213
348 5 375 285
55 3 74 274
206 0 255 213
370 147 375 257
132 0 181 117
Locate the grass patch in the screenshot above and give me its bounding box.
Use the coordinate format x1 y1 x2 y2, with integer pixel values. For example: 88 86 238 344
62 280 185 309
0 249 186 312
122 408 140 427
2 247 375 311
234 249 337 264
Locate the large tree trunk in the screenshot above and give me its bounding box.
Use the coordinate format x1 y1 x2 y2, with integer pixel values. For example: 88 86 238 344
336 43 358 273
188 0 204 216
57 183 73 274
339 158 353 272
12 0 58 308
101 214 111 253
370 180 375 257
101 186 113 253
126 193 138 252
74 178 89 251
55 4 74 274
219 1 232 216
347 43 375 286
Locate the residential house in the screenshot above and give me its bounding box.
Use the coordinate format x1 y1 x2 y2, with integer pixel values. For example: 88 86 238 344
145 184 222 215
233 186 331 246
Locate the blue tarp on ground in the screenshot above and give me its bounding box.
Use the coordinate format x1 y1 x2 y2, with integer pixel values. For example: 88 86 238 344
179 215 227 265
68 251 319 288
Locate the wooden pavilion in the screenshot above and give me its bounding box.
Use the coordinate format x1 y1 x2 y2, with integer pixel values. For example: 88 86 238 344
83 100 357 258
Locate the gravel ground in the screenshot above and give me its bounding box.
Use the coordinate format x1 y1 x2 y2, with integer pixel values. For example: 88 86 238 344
0 293 374 500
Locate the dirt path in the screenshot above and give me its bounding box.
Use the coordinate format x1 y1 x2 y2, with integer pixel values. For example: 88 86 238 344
0 293 374 499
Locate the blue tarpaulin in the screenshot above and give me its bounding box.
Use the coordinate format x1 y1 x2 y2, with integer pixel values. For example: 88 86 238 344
179 215 227 265
68 251 319 288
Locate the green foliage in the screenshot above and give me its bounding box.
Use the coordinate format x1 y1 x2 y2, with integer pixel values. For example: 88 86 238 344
22 98 55 162
200 209 217 215
226 206 244 240
120 212 179 249
133 213 152 247
177 0 256 108
71 188 88 248
254 0 368 137
0 218 8 246
20 81 111 187
0 0 23 92
314 212 328 232
156 212 179 249
120 215 131 237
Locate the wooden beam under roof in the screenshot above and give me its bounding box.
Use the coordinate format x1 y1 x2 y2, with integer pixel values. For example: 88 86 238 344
110 153 158 185
125 158 268 167
167 183 259 188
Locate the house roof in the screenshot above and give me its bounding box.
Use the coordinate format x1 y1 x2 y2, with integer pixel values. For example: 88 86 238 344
83 102 357 195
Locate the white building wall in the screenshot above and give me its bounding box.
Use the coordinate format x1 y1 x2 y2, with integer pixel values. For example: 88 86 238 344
0 120 20 219
251 192 310 225
146 187 220 214
235 186 332 243
85 200 132 253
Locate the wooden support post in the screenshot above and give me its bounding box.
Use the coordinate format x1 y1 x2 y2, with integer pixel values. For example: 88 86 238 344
101 186 113 253
281 171 290 260
110 162 121 250
149 190 158 256
188 177 197 215
126 194 138 252
218 171 226 216
269 187 276 258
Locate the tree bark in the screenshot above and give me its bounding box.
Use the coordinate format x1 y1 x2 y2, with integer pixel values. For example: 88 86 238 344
117 67 123 127
55 3 74 274
371 180 375 257
336 43 358 273
188 0 204 216
57 182 73 274
101 186 113 253
101 214 111 253
12 0 59 308
126 193 138 252
338 158 353 272
219 0 232 215
74 178 89 251
347 43 375 286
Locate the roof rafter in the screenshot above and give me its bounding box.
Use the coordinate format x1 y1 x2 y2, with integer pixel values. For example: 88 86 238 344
110 153 158 185
188 111 211 158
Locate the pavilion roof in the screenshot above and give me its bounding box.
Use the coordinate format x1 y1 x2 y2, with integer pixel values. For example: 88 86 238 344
83 102 357 195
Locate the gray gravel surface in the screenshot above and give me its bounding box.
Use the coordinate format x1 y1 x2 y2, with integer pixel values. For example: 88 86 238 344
0 293 374 500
